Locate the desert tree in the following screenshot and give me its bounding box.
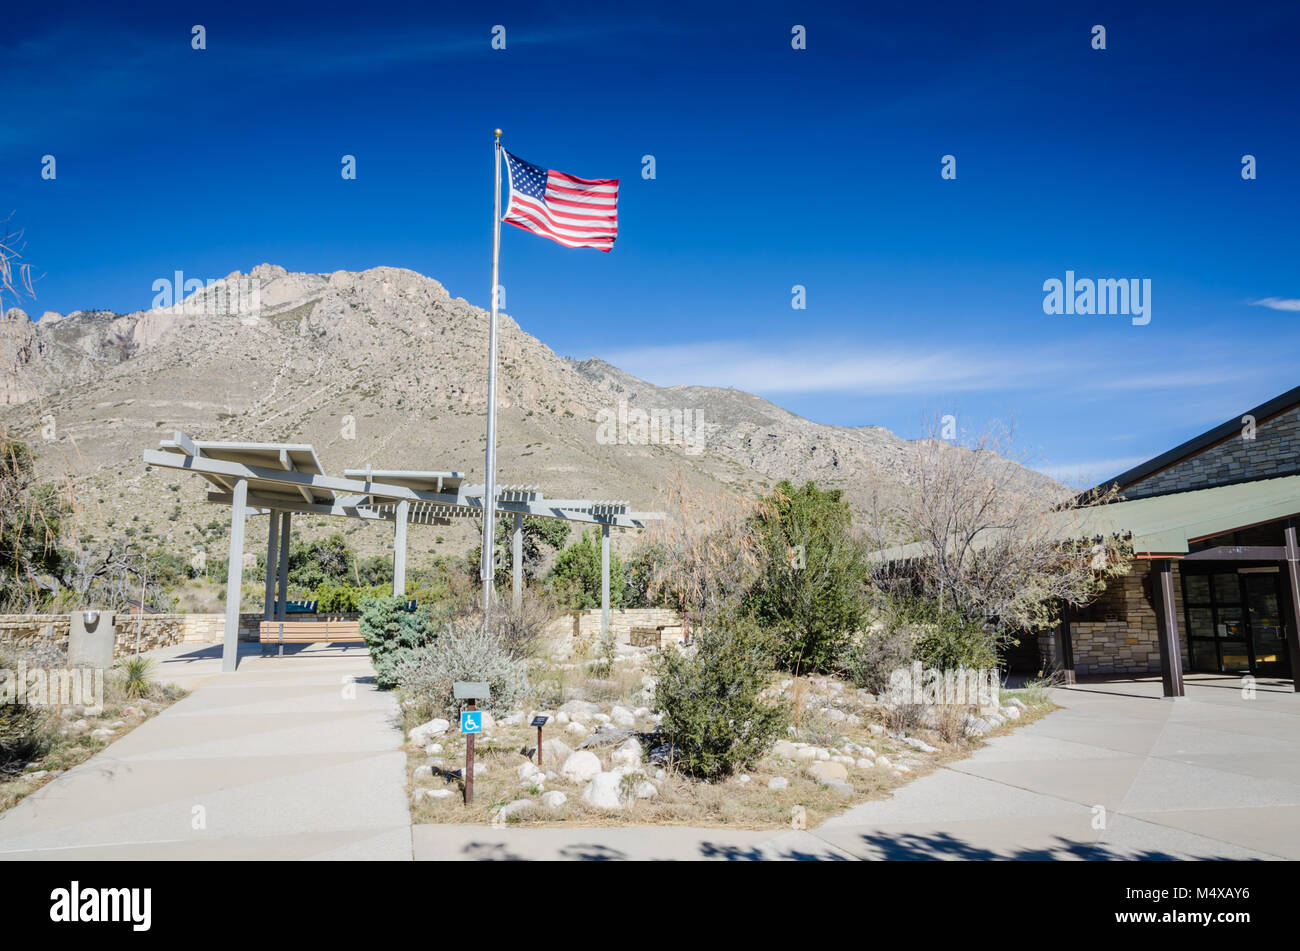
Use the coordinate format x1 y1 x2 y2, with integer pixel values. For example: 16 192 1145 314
640 471 765 628
865 417 1129 641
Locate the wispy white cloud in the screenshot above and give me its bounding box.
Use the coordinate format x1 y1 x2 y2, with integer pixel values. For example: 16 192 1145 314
1250 297 1300 312
1032 455 1150 487
599 337 1255 398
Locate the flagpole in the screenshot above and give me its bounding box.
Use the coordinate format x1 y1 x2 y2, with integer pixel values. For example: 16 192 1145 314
481 129 504 624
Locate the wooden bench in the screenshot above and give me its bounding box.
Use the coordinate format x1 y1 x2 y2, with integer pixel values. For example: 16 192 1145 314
258 619 364 650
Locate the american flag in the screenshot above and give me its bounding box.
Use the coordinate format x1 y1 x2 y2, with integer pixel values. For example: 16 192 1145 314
502 150 619 252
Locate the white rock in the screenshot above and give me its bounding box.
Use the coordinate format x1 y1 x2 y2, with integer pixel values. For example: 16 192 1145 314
499 712 524 726
830 755 855 766
565 721 589 739
633 706 651 718
494 798 533 822
541 738 573 764
413 765 434 780
807 760 848 783
424 742 443 755
815 748 831 761
634 781 658 799
771 740 799 759
581 771 627 810
868 724 885 735
1001 705 1022 720
592 713 612 724
410 718 451 744
610 738 642 768
540 790 568 809
1006 697 1028 710
556 711 570 725
90 728 114 739
902 737 939 753
610 706 636 727
793 747 819 762
560 750 602 784
768 776 789 790
736 774 750 785
427 789 454 800
822 708 848 722
874 756 892 768
855 758 875 770
517 761 542 780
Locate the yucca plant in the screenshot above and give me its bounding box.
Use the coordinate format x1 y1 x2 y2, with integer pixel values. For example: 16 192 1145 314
117 655 156 700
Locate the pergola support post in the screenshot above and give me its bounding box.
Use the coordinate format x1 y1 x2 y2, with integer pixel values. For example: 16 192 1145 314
263 510 281 620
1058 598 1076 684
222 478 249 672
1283 520 1300 694
1152 558 1186 698
393 499 409 597
512 512 523 612
276 511 291 620
601 523 610 641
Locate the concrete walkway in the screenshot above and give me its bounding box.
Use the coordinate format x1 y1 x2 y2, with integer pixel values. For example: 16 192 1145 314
413 674 1300 860
6 648 1296 860
0 643 412 860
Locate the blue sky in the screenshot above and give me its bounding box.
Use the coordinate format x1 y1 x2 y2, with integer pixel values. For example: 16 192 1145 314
3 0 1297 486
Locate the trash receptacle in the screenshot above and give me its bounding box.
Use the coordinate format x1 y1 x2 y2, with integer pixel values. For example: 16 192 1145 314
69 609 115 668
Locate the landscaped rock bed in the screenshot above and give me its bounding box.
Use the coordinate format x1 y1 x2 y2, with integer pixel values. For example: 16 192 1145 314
404 646 1054 830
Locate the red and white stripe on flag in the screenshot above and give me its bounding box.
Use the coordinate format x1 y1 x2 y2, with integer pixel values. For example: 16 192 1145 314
502 150 618 251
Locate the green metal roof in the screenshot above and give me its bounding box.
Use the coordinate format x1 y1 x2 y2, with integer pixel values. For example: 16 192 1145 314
871 474 1300 562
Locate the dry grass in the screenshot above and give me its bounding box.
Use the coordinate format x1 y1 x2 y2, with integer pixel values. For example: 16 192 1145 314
405 656 1058 831
0 673 187 814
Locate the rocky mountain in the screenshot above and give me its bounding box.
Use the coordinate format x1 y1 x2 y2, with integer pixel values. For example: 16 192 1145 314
0 265 1053 561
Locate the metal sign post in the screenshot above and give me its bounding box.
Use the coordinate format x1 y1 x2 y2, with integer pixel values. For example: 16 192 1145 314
455 682 491 805
531 715 548 767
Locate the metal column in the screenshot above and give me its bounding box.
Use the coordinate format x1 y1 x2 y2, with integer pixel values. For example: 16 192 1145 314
222 478 248 672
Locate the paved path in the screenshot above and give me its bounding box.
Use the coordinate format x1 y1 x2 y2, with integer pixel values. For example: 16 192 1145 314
0 643 412 860
413 674 1300 861
6 645 1296 861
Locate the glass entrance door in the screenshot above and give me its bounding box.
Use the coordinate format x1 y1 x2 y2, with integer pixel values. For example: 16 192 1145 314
1182 569 1291 677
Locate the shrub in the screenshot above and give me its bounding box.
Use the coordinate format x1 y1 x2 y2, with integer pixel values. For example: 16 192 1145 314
359 595 434 688
313 581 387 613
548 529 625 610
116 655 155 699
393 617 526 720
843 623 916 694
746 480 869 674
651 616 789 780
0 647 55 773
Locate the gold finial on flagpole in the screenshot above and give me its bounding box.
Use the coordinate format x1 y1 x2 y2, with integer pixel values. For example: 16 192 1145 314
494 128 502 138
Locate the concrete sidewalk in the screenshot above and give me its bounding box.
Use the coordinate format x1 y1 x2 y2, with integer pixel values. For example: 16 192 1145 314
0 643 412 860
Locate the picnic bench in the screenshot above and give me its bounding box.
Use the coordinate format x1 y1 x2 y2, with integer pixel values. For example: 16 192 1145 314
258 618 364 651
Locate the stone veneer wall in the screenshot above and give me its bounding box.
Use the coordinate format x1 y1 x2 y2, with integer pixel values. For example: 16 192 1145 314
1122 403 1300 499
544 608 685 650
1038 562 1191 676
0 612 261 659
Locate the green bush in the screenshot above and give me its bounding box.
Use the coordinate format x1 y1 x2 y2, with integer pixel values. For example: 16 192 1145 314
313 581 388 613
746 480 868 674
0 648 54 772
845 596 996 693
548 529 626 610
393 617 526 720
651 617 789 780
116 655 156 700
359 595 434 688
843 622 916 695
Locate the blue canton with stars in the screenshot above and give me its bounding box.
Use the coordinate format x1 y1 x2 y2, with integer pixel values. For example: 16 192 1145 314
507 152 549 203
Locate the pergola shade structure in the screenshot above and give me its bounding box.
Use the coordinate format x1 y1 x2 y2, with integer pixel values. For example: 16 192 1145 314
146 432 663 671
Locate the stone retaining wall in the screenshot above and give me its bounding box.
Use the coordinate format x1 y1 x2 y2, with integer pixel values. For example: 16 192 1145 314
543 607 685 652
0 612 263 659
